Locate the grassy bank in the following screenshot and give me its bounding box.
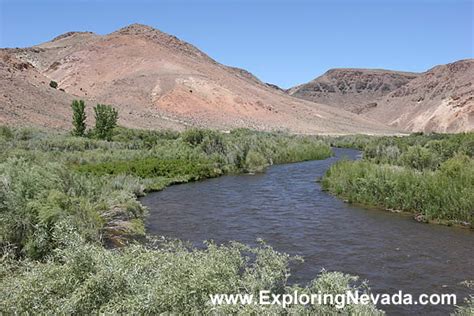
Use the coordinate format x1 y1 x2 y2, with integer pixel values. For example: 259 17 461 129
322 133 474 227
1 126 385 314
0 126 332 256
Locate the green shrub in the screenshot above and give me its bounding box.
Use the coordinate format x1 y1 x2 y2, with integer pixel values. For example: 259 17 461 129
398 145 440 170
244 149 268 173
200 130 226 155
0 225 382 314
0 126 13 140
181 128 206 145
74 157 221 181
112 127 179 147
322 132 474 226
455 293 474 315
49 80 58 89
0 157 146 259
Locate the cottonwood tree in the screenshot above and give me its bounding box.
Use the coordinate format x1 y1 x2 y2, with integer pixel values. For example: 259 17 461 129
94 104 118 141
71 100 87 137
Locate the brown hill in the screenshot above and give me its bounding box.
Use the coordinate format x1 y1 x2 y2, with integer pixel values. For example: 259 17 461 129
365 59 474 132
289 61 474 132
0 24 396 134
0 51 74 128
288 69 419 113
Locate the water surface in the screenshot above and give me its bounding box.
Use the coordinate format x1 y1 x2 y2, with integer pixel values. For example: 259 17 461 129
142 148 473 315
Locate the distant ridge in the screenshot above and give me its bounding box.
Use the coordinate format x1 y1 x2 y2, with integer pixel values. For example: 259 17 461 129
288 68 420 112
289 61 474 132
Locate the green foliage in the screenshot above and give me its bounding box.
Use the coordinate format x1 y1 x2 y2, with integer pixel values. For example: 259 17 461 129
322 133 474 227
325 134 376 150
93 104 118 141
0 157 146 259
362 133 474 167
0 126 13 140
49 80 58 89
399 145 440 171
455 294 474 315
243 149 268 173
0 125 349 313
181 128 208 146
0 126 332 261
112 127 179 146
74 157 221 181
1 126 472 313
0 226 382 314
71 100 87 137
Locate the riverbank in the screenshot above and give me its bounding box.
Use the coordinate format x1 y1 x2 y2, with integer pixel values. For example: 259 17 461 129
0 126 332 252
322 133 474 229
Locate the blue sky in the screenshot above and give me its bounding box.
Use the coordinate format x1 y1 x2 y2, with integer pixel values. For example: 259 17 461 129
0 0 472 88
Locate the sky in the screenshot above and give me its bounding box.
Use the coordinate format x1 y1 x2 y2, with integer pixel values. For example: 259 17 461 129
0 0 472 88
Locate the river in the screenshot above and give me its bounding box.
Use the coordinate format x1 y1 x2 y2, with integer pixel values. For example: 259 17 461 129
141 148 473 315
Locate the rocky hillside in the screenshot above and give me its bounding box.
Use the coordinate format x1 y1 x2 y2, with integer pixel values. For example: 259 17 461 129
0 51 73 128
289 60 474 132
0 24 396 134
365 59 473 132
288 69 419 113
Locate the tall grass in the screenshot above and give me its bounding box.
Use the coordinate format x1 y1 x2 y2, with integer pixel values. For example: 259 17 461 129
322 133 474 227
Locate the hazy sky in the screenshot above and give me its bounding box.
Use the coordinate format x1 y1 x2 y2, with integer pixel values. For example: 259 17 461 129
1 0 472 88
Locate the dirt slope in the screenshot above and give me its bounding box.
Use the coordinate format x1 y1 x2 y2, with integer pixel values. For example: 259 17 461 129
0 24 396 134
0 51 74 128
288 69 419 113
366 59 474 132
289 61 474 132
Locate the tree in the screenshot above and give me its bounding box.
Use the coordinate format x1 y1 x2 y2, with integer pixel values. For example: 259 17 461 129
94 104 118 141
49 80 58 89
71 100 87 137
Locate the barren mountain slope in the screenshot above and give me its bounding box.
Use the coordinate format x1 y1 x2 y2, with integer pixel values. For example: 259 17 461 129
289 61 474 132
365 59 474 132
288 69 419 113
1 24 396 134
0 48 186 131
0 51 74 128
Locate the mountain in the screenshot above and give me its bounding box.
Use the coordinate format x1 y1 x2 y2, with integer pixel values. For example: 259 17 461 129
364 60 474 132
288 69 419 113
289 60 474 132
0 24 396 134
0 51 74 128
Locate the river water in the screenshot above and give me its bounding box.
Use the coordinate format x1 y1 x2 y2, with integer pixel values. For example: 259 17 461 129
141 148 473 315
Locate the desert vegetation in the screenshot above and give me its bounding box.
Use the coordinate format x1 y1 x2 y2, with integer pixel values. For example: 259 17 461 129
49 80 58 89
322 133 474 227
1 124 381 313
71 100 119 140
0 124 331 256
0 226 383 314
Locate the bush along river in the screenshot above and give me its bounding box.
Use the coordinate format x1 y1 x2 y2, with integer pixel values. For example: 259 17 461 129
141 148 474 315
